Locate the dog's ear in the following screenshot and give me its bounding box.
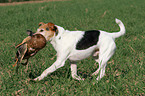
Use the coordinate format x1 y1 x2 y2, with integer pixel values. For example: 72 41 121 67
27 30 34 36
38 22 45 26
47 22 57 32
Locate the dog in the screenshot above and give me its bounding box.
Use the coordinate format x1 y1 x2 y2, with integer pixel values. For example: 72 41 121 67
33 18 125 81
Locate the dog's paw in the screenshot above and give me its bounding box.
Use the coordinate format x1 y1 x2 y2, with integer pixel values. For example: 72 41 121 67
96 76 101 81
92 69 100 76
34 77 39 81
33 76 42 81
72 75 84 81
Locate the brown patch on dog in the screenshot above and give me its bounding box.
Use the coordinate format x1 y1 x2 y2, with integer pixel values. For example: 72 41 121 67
47 22 58 33
38 22 45 26
37 22 58 41
38 22 56 31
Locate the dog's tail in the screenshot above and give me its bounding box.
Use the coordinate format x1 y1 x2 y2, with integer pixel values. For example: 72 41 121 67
108 18 125 39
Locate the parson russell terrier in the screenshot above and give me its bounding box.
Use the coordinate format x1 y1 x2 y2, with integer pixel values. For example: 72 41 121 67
33 18 125 81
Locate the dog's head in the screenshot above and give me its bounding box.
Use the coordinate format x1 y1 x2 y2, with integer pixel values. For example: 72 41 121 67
36 22 58 41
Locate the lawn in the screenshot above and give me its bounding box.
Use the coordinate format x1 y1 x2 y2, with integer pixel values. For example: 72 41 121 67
0 0 145 95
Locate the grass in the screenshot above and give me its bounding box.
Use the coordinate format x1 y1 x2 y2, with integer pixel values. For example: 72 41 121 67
0 0 145 95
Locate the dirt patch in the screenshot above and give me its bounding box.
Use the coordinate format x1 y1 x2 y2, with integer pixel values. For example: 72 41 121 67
0 0 68 6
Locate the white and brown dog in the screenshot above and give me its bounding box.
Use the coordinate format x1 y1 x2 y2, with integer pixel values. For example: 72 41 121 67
34 18 125 81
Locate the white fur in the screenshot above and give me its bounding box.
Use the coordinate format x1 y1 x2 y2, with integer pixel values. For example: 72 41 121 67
34 18 125 81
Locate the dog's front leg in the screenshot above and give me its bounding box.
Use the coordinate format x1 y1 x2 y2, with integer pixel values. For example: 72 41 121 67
34 54 68 81
71 64 84 80
71 64 82 80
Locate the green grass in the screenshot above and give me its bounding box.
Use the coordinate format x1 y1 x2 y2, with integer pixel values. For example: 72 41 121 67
0 0 145 95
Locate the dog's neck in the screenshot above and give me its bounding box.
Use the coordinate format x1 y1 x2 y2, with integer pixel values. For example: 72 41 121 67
50 25 66 44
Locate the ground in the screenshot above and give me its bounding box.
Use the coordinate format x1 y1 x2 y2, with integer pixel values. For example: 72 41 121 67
0 0 67 6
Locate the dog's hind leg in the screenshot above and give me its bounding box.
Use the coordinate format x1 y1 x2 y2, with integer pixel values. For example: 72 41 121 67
97 42 116 80
93 50 99 63
92 62 100 76
92 51 100 76
92 37 116 80
70 63 82 80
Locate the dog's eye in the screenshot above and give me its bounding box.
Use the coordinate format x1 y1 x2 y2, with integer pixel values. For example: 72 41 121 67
40 29 44 32
46 27 49 31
